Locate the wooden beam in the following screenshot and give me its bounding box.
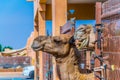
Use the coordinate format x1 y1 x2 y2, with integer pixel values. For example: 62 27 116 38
52 0 67 36
52 0 67 80
38 11 46 35
86 51 91 70
38 3 46 80
39 0 47 4
95 2 102 80
34 0 38 19
34 25 39 80
39 3 46 12
34 11 38 25
34 22 38 27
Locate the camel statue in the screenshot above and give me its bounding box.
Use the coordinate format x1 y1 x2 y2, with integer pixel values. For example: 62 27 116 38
31 25 95 80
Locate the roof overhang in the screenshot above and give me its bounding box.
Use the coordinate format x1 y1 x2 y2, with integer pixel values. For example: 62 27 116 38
28 0 107 4
46 0 107 4
33 0 107 21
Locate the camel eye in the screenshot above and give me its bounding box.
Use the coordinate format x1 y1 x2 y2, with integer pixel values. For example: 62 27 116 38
53 37 61 43
54 39 61 44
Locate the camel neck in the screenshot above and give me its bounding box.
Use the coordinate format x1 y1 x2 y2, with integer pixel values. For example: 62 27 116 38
55 47 78 65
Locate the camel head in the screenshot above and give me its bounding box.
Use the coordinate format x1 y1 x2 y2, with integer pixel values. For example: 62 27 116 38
31 34 72 57
32 24 95 57
31 25 95 80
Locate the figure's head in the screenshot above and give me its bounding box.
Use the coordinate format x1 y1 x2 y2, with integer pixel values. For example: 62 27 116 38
31 34 72 57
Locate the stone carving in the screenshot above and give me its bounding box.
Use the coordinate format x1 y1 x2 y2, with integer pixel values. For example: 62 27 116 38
0 48 26 56
31 25 95 80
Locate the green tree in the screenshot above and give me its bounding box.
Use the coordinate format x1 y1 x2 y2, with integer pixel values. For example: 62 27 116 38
2 46 13 51
0 44 13 52
0 44 2 52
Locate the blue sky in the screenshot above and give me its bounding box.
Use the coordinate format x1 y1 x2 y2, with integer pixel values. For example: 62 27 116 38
0 0 95 49
0 0 33 49
46 20 95 35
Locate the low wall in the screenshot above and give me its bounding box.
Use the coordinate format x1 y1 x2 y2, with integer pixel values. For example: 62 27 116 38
0 68 23 72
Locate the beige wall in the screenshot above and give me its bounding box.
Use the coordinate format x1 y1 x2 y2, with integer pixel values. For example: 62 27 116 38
26 32 35 65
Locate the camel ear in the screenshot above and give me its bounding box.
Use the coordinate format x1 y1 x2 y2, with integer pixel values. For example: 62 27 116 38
69 36 75 45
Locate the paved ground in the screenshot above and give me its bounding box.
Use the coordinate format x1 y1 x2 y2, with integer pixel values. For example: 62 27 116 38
0 72 34 80
0 72 25 78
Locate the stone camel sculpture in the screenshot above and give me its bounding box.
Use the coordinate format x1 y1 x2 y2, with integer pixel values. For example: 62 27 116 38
31 25 95 80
